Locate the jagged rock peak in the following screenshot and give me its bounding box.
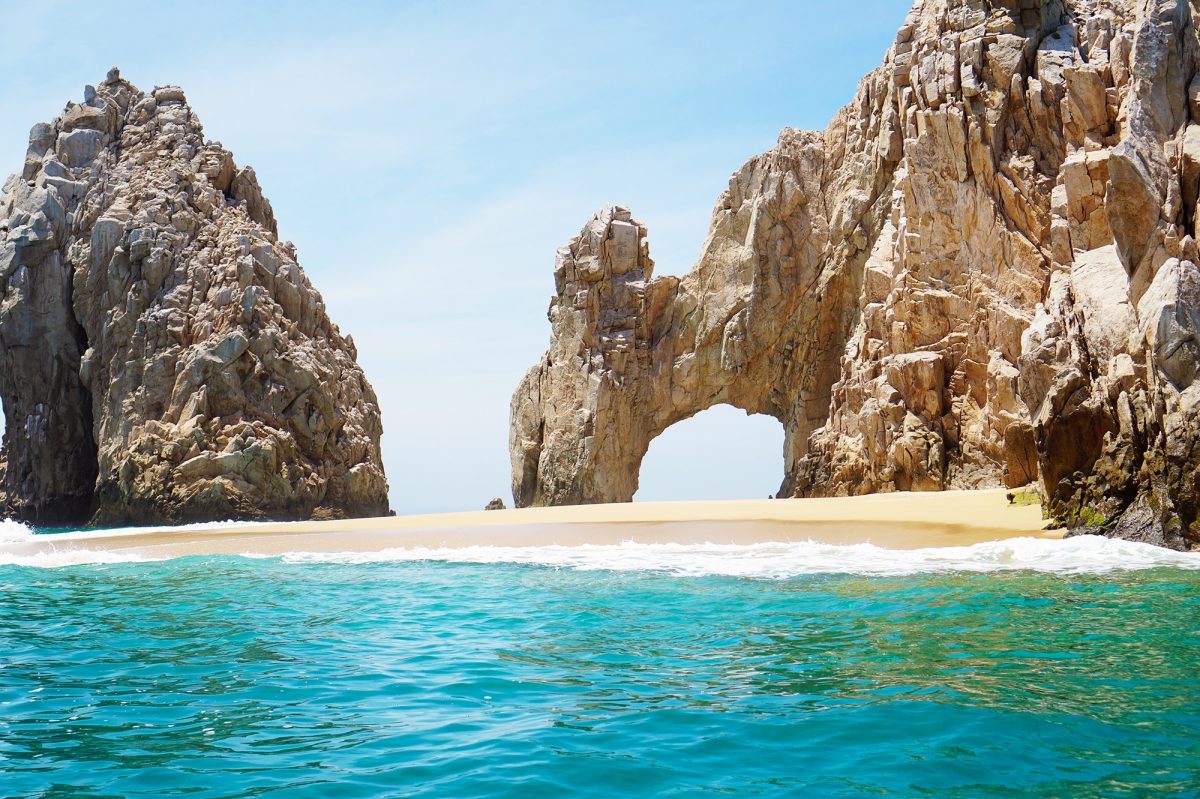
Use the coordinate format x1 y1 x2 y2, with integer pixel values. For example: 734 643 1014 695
511 0 1200 549
0 70 390 526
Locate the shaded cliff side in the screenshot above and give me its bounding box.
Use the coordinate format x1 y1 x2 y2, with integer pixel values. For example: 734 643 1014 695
511 0 1200 549
0 68 389 526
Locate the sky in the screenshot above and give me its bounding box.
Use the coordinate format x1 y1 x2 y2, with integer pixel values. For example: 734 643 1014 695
0 0 909 513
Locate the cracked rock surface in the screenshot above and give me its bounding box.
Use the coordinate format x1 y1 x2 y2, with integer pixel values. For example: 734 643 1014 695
0 68 389 526
512 0 1200 549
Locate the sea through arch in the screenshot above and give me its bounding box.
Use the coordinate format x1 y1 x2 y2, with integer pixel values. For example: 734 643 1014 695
634 404 786 502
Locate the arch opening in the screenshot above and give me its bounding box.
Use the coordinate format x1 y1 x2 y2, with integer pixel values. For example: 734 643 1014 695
634 404 785 502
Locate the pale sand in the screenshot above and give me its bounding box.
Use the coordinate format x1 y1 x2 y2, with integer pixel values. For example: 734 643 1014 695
1 488 1061 561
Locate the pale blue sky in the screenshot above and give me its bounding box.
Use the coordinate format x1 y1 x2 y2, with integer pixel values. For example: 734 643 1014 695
0 1 909 513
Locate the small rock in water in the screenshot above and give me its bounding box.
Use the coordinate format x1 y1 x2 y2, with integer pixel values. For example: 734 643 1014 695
484 497 506 511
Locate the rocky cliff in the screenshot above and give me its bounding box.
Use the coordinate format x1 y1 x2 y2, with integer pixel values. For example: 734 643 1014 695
511 0 1200 549
0 68 389 526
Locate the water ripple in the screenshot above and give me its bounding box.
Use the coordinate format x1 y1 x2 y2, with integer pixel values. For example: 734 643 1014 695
0 559 1197 797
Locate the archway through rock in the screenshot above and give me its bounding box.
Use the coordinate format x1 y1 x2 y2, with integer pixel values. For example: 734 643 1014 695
634 405 785 502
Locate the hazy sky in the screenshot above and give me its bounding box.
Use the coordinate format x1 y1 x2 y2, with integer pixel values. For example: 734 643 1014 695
0 1 908 513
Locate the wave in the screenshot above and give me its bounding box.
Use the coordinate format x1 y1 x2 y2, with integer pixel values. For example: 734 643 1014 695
0 518 36 543
275 536 1200 576
0 519 159 566
0 549 158 567
1 520 1197 575
0 516 268 543
7 535 1190 573
0 517 253 566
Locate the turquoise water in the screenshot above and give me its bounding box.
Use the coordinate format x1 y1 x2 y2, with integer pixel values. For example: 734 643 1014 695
2 548 1199 797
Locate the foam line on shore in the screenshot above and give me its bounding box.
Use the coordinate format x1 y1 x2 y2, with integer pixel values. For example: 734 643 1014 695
2 534 1196 574
275 536 1199 576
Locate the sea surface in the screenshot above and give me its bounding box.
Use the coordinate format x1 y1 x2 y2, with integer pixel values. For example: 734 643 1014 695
2 522 1199 798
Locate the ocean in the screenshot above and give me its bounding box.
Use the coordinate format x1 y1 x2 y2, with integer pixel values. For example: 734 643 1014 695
1 524 1198 797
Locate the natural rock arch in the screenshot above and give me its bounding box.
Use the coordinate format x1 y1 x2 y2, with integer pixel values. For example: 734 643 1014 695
510 137 868 507
512 0 1200 549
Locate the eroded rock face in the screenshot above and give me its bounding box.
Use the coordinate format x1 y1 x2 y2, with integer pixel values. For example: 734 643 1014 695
512 0 1200 549
0 68 390 526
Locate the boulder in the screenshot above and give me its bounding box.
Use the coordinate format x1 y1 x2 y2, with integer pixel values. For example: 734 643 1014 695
1105 143 1160 273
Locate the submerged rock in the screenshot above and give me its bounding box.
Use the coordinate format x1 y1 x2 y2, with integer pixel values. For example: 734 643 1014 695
0 68 389 526
511 0 1200 549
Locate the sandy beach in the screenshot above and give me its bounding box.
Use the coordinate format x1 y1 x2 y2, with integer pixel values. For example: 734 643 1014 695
0 488 1061 562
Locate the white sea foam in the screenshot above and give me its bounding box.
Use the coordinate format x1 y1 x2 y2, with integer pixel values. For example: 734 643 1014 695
0 519 162 566
0 517 260 567
0 549 159 567
1 527 1197 573
0 518 36 543
40 518 268 540
276 536 1200 577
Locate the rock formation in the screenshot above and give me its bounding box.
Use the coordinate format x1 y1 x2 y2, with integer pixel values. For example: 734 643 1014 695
0 68 389 526
511 0 1200 549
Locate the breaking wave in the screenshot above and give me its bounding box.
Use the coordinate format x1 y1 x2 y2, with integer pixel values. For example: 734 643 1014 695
276 536 1200 576
0 518 36 544
1 516 1196 575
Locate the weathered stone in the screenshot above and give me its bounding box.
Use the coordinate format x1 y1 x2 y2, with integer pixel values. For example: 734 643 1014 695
1182 124 1200 232
153 86 187 105
61 103 112 134
55 129 102 168
231 166 277 238
511 0 1200 550
1069 245 1135 363
1105 142 1160 273
0 72 390 526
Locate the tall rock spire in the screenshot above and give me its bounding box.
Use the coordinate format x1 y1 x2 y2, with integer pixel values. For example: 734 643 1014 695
0 68 390 525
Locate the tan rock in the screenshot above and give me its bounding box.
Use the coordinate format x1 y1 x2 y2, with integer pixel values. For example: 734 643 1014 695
0 71 390 526
511 0 1200 549
1105 142 1161 273
1182 124 1200 234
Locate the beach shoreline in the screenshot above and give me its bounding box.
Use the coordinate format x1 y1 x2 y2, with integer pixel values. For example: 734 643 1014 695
0 488 1062 561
